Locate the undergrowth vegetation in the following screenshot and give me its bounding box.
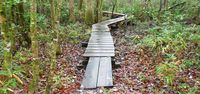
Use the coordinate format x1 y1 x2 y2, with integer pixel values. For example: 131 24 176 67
119 0 200 93
103 0 200 93
137 21 200 93
0 0 199 93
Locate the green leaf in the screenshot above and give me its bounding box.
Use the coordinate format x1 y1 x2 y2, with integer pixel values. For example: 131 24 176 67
0 70 10 76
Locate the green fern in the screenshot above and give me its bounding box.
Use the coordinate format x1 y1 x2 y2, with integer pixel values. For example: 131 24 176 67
156 62 178 86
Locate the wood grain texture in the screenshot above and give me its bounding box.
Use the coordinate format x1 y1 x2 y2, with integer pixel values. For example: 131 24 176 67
88 43 114 45
81 57 113 88
81 57 100 88
97 57 113 87
84 31 114 56
81 12 127 89
83 52 114 57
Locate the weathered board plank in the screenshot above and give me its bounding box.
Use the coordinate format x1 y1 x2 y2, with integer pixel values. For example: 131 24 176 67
99 17 125 25
86 45 114 49
97 57 113 87
89 38 113 40
89 40 113 43
88 43 114 45
86 48 114 50
83 52 114 57
92 25 108 29
91 33 111 36
81 57 100 88
88 47 115 50
85 50 114 53
92 28 110 31
85 49 114 52
90 37 112 39
89 40 113 42
91 35 111 37
92 32 110 34
92 31 110 34
90 38 112 41
87 44 114 46
81 57 113 89
87 45 114 47
89 37 113 41
92 26 109 29
90 36 112 38
90 35 112 37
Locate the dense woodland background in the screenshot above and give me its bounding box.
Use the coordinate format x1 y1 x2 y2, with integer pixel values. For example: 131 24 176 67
0 0 200 94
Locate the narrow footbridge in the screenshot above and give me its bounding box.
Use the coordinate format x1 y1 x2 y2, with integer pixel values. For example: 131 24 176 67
81 12 127 89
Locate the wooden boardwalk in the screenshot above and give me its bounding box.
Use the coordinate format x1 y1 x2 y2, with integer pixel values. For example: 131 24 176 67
81 12 126 89
83 31 114 56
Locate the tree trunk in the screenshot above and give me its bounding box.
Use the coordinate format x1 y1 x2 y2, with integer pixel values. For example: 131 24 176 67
164 0 168 9
69 0 75 22
29 0 39 93
159 0 163 12
0 0 13 71
95 0 100 23
44 0 56 93
111 0 117 18
99 0 103 21
85 0 94 25
16 2 31 48
55 0 62 55
45 0 62 93
78 0 83 10
94 0 103 23
78 0 84 21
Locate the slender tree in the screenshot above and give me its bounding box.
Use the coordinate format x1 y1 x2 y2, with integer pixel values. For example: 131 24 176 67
159 0 163 12
78 0 84 21
17 1 31 48
85 0 94 25
45 0 62 93
44 0 56 93
111 0 117 18
99 0 104 21
56 0 62 55
69 0 75 22
95 0 104 23
95 0 100 23
159 0 168 12
29 0 40 93
78 0 83 11
164 0 168 9
1 0 13 73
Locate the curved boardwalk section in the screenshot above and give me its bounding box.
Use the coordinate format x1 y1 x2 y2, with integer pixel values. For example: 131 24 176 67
81 12 126 89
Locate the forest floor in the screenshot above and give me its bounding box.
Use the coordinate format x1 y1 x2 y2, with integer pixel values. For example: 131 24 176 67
46 25 146 94
48 24 157 94
41 23 199 94
2 22 199 94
